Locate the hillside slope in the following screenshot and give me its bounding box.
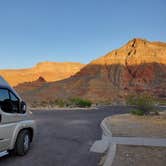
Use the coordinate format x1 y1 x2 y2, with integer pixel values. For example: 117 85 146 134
16 38 166 104
0 62 85 86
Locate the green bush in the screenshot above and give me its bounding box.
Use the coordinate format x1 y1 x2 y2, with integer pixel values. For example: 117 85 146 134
126 95 136 105
127 94 158 116
69 98 92 107
34 98 92 108
130 109 144 116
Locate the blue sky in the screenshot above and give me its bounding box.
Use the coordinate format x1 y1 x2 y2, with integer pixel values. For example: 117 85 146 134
0 0 166 69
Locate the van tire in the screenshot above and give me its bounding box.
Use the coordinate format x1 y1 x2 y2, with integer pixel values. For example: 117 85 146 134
15 130 31 156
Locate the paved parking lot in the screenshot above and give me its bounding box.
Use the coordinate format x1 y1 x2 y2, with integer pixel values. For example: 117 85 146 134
0 106 130 166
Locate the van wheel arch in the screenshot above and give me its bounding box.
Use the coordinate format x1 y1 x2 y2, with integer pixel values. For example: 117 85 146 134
17 128 34 142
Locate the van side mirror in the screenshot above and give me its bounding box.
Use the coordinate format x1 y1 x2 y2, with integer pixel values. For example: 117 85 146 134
21 101 27 113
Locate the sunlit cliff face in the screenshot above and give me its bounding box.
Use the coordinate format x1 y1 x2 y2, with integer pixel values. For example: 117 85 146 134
0 62 85 86
15 38 166 103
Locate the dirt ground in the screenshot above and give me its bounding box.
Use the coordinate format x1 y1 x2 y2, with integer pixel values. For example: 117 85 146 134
102 111 166 166
112 145 166 166
106 111 166 138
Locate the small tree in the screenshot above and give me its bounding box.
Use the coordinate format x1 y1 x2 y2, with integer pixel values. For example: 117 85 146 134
127 94 158 116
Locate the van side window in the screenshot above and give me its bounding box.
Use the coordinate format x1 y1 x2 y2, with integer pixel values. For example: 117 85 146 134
9 92 20 113
0 89 9 101
10 92 18 102
0 88 19 113
0 88 10 113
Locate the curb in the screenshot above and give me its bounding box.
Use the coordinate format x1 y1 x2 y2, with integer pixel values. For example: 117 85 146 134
103 143 117 166
90 117 117 166
101 117 117 166
100 118 112 138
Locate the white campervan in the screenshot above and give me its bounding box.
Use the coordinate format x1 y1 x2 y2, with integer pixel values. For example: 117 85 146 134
0 76 35 156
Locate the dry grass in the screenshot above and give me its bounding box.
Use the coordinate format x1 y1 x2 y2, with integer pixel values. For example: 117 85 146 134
106 111 166 138
100 111 166 166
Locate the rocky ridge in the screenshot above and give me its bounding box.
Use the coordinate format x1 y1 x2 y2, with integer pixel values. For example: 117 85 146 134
15 38 166 103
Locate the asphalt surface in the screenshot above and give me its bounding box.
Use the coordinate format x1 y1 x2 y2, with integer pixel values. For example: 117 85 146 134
0 106 132 166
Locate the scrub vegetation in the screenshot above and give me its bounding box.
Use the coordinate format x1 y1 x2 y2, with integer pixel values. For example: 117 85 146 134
126 94 159 116
31 98 92 108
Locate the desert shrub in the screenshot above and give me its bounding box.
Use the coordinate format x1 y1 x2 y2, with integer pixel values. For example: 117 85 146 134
47 100 54 107
40 100 48 107
127 94 158 116
30 101 38 108
34 98 92 108
98 100 112 106
130 109 144 116
126 95 136 105
69 98 92 107
54 99 66 107
157 98 166 106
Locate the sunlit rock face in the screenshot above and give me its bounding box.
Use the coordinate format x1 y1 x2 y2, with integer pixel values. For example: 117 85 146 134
15 38 166 103
0 62 85 86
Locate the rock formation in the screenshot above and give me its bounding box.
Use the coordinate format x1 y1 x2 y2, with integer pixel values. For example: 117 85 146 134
0 62 85 86
15 38 166 103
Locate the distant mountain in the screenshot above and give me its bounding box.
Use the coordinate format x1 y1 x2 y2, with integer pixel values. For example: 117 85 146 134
0 62 85 86
16 38 166 104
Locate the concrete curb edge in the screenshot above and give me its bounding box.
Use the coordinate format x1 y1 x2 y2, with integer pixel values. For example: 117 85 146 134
103 143 117 166
101 117 117 166
100 118 112 138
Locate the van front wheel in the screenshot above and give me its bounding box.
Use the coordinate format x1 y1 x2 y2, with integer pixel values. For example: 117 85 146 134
15 130 31 156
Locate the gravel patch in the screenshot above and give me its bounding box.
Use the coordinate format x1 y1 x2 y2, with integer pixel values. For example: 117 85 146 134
112 145 166 166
